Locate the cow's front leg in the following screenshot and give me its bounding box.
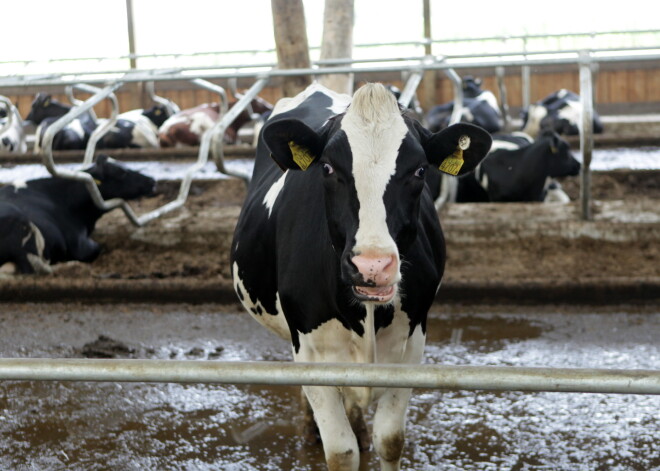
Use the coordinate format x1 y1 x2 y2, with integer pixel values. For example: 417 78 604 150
372 387 412 471
303 385 359 471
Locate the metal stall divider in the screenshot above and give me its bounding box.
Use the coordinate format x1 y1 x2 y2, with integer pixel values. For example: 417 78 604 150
434 61 463 210
136 76 272 227
145 80 180 115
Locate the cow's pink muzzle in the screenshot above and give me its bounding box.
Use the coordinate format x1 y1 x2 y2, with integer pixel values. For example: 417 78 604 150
351 253 398 303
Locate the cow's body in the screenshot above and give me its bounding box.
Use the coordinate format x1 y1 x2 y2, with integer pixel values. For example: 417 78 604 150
97 105 172 149
521 89 604 138
0 155 155 274
231 83 491 470
426 76 503 134
455 131 580 202
0 101 27 153
26 93 98 151
158 103 221 147
158 98 273 147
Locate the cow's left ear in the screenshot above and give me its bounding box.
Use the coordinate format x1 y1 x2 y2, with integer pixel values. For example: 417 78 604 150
262 118 324 171
424 123 492 176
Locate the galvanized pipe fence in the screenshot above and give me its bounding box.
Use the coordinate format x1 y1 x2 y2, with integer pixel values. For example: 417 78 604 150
3 50 659 225
0 358 659 395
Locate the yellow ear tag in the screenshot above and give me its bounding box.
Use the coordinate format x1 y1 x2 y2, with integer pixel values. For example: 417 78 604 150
439 135 471 176
288 141 314 171
94 179 102 185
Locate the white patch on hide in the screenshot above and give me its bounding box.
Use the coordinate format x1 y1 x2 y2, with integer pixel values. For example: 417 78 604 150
263 171 288 217
232 262 290 340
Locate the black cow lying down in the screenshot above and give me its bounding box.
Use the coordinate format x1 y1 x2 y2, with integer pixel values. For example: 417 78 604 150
231 83 492 470
0 155 155 274
454 130 581 202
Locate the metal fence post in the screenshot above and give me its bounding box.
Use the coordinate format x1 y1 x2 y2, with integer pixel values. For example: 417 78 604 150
579 51 594 221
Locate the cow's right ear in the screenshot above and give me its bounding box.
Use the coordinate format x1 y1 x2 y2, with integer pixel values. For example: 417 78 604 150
424 123 492 176
262 118 323 171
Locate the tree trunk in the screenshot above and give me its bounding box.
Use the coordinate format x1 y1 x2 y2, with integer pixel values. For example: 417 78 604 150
271 0 312 97
318 0 355 95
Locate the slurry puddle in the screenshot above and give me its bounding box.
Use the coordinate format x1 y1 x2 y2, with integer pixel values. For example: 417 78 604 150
0 304 658 470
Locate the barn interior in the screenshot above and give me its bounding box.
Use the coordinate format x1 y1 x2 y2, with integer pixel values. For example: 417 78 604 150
0 2 658 470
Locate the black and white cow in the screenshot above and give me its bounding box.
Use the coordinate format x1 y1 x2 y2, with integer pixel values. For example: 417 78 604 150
0 155 155 274
426 76 504 134
97 105 172 149
0 99 27 153
25 93 98 151
521 89 604 138
454 130 580 203
231 83 491 470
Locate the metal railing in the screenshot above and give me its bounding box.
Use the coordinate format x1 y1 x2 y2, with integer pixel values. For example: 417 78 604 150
6 48 659 225
1 28 657 74
0 358 658 395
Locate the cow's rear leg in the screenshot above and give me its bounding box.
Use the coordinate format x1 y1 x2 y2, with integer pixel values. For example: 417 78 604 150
302 385 359 471
372 387 413 471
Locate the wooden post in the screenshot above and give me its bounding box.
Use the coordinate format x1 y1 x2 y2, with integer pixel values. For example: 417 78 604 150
271 0 312 97
318 0 354 95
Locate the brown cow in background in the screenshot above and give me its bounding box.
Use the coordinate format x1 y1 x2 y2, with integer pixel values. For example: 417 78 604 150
158 96 272 147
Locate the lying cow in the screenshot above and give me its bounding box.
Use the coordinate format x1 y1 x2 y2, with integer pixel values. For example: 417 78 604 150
25 93 98 151
454 130 580 202
158 97 273 148
0 99 27 153
157 103 221 147
0 155 155 274
97 104 172 149
426 76 503 133
521 89 604 138
231 83 491 470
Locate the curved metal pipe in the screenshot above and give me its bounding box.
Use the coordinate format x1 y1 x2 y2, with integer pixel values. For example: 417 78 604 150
133 77 270 226
65 85 98 120
190 78 229 115
67 83 121 166
40 83 143 224
145 80 180 114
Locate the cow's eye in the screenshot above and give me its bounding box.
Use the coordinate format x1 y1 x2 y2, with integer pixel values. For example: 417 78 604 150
322 163 334 175
414 167 426 178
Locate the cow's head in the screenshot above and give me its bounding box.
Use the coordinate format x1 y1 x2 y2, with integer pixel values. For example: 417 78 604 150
25 93 71 124
538 130 581 177
143 104 173 128
86 154 156 200
264 83 491 304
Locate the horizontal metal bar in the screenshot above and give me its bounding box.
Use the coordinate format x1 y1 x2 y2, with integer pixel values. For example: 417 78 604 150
0 359 658 395
2 29 657 67
2 49 659 88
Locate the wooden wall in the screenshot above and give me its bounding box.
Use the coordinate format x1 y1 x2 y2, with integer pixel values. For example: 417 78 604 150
3 62 659 119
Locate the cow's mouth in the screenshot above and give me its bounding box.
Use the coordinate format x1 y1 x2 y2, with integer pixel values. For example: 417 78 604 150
352 285 396 303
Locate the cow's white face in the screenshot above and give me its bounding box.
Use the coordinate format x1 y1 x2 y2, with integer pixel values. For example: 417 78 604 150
263 83 493 306
339 86 409 303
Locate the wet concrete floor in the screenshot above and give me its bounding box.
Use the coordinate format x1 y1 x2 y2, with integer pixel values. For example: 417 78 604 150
0 303 658 470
